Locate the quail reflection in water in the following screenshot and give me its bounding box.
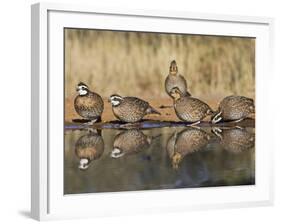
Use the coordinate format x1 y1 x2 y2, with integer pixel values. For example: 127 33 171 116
65 126 255 194
75 130 104 170
212 127 255 154
111 129 158 158
166 127 211 169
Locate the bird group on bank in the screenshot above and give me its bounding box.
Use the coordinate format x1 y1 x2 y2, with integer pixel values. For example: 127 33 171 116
74 60 255 126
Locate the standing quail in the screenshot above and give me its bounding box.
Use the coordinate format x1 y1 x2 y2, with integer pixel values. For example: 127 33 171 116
111 129 153 158
165 60 190 98
212 95 255 123
169 87 214 125
212 127 255 154
108 94 161 123
166 127 211 169
74 82 104 124
75 130 104 170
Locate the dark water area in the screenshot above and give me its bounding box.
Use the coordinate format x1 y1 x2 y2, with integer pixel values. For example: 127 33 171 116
64 126 255 194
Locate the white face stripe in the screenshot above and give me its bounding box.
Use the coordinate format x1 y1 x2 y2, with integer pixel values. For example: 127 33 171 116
78 89 88 96
109 95 123 106
111 100 121 106
78 158 89 169
78 84 88 89
80 158 89 165
77 85 89 96
212 127 223 140
110 95 122 100
111 148 125 158
212 111 222 124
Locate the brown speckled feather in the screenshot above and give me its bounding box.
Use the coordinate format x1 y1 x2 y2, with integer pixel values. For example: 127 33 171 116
219 128 255 154
113 130 150 155
166 132 177 159
165 74 187 97
174 128 210 157
174 97 213 122
218 96 255 121
112 97 159 122
75 133 104 160
74 92 104 119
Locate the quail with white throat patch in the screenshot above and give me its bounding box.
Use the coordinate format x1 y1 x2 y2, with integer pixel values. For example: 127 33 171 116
74 82 104 125
108 94 161 123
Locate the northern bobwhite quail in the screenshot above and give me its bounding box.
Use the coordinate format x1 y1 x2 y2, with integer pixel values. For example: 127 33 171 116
166 127 211 169
212 95 255 123
212 127 255 154
111 129 153 158
108 94 161 123
74 82 104 124
170 87 214 125
75 130 104 170
165 60 190 98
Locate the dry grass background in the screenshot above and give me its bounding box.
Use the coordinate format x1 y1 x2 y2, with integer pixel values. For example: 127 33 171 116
64 28 255 121
65 29 255 98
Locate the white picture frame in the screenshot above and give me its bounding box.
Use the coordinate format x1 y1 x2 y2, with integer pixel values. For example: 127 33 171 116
31 2 274 221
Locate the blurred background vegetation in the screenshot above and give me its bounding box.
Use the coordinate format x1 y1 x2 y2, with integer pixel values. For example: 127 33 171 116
65 28 255 100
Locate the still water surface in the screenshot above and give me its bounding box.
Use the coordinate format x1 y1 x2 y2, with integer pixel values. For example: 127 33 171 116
64 126 255 194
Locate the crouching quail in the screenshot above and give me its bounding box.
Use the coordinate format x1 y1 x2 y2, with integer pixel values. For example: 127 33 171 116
108 94 161 123
169 87 214 125
74 82 104 125
212 95 255 124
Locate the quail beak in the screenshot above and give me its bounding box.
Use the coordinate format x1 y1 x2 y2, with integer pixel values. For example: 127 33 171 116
108 98 111 103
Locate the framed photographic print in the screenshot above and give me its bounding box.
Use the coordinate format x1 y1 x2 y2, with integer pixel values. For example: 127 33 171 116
31 2 274 221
